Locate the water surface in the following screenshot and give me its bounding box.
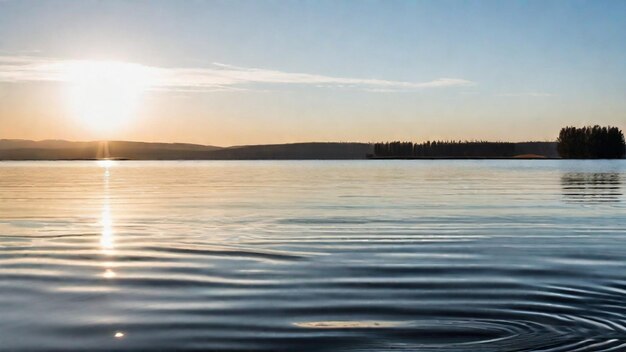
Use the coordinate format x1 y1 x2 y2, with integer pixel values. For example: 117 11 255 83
1 160 625 351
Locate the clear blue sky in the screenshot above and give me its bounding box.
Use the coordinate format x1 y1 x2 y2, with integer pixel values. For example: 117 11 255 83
0 0 624 145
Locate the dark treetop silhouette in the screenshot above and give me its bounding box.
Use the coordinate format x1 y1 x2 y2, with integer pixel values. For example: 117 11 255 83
372 126 625 159
557 126 625 159
372 141 558 158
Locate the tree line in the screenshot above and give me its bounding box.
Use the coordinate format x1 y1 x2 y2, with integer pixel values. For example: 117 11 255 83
557 125 625 158
372 125 625 159
373 140 517 157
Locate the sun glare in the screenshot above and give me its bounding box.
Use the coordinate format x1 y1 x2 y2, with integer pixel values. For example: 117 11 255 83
63 60 156 135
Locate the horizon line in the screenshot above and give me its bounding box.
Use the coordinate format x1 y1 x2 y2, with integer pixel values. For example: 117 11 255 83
0 137 561 148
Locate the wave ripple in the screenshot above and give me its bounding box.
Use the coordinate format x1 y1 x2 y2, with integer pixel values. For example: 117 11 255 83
0 160 625 351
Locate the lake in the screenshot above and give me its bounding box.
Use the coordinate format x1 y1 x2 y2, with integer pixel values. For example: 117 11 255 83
0 160 625 351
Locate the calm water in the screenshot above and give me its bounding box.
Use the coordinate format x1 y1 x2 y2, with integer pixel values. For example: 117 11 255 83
0 160 625 351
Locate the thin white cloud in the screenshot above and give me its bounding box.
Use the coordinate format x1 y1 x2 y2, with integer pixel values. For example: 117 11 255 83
497 92 554 97
0 55 474 92
0 55 66 82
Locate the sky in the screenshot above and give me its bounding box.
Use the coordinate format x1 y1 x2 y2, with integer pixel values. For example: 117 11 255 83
0 0 625 146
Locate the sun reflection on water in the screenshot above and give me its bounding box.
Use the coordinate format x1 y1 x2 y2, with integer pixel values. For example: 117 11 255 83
97 159 116 169
99 162 118 279
103 268 117 279
100 162 115 255
98 162 124 337
100 204 115 254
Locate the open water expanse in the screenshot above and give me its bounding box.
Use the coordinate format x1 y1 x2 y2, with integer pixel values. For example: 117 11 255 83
0 160 625 351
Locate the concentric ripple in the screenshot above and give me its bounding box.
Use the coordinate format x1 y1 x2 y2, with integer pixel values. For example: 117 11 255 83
0 160 625 351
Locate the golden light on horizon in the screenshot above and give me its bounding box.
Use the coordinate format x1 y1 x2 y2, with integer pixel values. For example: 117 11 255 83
97 159 116 169
63 60 156 136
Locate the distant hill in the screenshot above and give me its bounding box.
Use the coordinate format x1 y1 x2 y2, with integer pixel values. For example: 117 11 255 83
0 139 559 160
0 140 373 160
204 143 373 160
0 140 222 160
0 139 94 150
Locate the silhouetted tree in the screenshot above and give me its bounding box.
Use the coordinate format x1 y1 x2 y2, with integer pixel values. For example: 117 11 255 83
557 125 625 158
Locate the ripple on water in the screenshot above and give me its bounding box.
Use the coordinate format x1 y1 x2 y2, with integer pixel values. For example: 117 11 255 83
293 318 626 352
0 161 625 351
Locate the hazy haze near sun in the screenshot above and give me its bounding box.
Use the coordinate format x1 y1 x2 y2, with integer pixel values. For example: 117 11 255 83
0 0 625 146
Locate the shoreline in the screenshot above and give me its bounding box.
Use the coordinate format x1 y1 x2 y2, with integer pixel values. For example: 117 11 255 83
3 157 626 161
367 156 561 160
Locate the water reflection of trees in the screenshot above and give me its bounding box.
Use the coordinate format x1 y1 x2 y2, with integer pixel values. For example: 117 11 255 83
561 172 622 203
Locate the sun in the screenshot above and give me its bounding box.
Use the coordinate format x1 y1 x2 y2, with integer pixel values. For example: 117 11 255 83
63 60 156 136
